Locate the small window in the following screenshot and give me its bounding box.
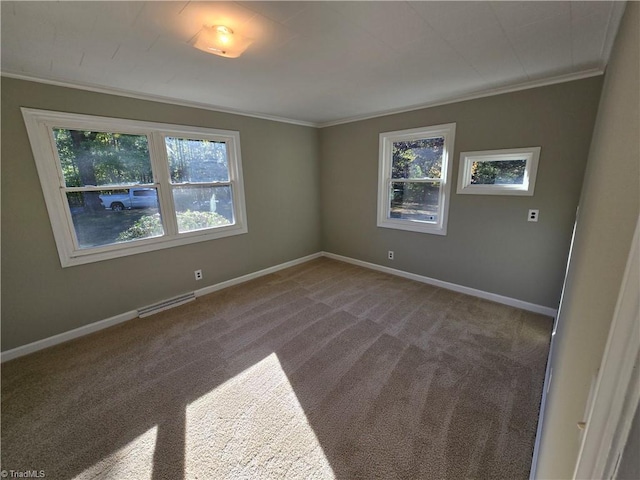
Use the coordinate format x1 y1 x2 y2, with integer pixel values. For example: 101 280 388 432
22 109 248 267
457 147 540 196
377 123 456 235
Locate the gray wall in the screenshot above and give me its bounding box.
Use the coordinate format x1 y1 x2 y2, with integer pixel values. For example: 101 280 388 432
320 78 602 308
536 2 640 478
1 78 321 351
618 404 640 480
0 70 606 352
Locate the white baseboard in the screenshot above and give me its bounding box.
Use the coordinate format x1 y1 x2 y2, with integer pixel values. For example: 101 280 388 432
322 251 558 318
0 310 138 363
1 252 323 363
1 250 555 362
195 252 323 297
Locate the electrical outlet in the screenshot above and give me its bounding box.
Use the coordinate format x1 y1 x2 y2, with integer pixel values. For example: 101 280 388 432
388 250 394 260
528 209 539 222
194 269 203 281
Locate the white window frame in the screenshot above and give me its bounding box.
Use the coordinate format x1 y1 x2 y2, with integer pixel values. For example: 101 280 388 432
457 146 540 196
21 108 248 267
377 123 456 235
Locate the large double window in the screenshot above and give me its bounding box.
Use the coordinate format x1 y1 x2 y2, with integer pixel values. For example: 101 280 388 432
377 123 456 235
22 109 247 267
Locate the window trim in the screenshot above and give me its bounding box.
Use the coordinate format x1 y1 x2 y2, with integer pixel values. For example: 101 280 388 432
457 146 541 196
377 123 456 235
21 108 248 267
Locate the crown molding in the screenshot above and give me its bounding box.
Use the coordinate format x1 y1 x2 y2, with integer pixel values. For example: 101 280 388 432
317 68 605 128
1 71 318 128
3 68 605 130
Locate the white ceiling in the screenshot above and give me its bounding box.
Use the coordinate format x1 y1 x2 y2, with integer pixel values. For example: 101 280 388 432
1 1 625 126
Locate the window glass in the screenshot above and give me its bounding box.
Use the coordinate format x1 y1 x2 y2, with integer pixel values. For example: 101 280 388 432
172 186 233 233
53 129 152 187
133 189 156 197
165 137 229 183
66 189 164 249
390 182 439 223
471 159 527 185
391 138 444 179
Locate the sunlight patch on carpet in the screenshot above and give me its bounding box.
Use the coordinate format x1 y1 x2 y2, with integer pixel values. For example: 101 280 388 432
76 426 157 479
186 353 335 479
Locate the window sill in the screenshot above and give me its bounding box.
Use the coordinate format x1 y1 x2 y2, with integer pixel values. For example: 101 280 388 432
61 223 248 267
377 219 447 236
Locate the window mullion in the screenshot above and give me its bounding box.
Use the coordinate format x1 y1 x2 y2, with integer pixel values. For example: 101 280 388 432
390 178 442 183
63 184 159 193
149 132 179 236
170 181 232 187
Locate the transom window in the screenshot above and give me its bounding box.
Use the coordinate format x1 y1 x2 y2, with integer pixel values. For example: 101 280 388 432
377 123 456 235
22 108 247 267
457 146 541 196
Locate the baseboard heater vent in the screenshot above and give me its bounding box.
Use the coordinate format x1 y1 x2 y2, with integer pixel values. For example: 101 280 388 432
137 292 196 318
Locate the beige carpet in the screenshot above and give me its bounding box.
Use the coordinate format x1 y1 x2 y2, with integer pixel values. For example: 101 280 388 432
1 258 553 479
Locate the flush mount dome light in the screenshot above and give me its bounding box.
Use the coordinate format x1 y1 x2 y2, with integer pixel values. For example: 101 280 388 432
193 25 253 58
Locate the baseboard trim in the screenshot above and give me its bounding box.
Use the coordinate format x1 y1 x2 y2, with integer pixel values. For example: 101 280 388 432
1 252 323 363
194 252 323 297
0 310 138 363
322 252 558 317
1 250 555 362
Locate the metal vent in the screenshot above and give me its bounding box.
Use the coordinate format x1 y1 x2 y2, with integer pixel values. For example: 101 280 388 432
137 292 196 318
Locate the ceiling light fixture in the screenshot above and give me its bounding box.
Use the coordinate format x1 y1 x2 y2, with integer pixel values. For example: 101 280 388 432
193 25 253 59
